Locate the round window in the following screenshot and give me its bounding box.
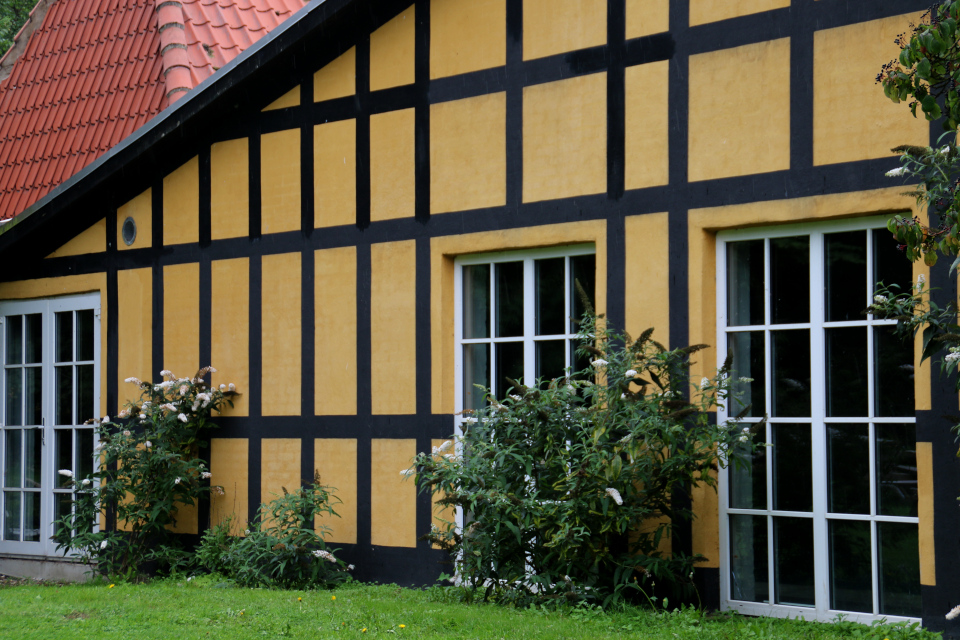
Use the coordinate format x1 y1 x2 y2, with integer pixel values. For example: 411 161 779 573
121 216 137 246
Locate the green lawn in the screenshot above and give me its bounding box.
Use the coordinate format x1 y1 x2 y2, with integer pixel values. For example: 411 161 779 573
0 577 939 640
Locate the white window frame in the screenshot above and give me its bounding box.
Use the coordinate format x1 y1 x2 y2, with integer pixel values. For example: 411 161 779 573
716 216 920 625
0 293 101 557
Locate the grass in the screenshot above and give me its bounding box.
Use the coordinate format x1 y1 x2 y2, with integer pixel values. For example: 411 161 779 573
0 576 940 640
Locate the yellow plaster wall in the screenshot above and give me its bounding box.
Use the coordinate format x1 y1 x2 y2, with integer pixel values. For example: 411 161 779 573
523 72 606 203
691 470 718 566
263 86 301 111
430 92 506 213
915 259 931 412
370 108 415 221
430 0 505 78
917 441 935 586
370 240 417 415
261 129 302 234
625 61 669 190
315 438 357 543
369 5 415 91
430 220 607 414
163 156 199 246
162 262 199 379
211 138 250 240
813 13 929 166
117 188 152 251
624 213 669 344
117 268 152 407
261 438 302 504
47 218 105 258
690 0 790 26
371 438 417 547
626 0 668 38
315 247 357 415
689 38 791 182
314 119 356 228
211 258 250 416
262 252 301 416
523 0 606 60
314 47 356 102
210 437 249 535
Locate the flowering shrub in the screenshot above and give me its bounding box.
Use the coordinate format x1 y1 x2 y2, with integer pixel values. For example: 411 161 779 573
53 368 238 578
411 314 757 608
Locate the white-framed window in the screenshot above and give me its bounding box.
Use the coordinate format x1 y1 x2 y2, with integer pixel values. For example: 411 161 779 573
717 217 920 624
0 293 100 556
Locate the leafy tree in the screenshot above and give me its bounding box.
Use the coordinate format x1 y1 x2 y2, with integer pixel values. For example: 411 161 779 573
0 0 37 58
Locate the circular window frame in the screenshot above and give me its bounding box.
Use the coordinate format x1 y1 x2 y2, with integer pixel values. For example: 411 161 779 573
121 216 137 246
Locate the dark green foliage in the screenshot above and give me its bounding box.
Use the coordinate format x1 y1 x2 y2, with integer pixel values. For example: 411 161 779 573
0 0 37 58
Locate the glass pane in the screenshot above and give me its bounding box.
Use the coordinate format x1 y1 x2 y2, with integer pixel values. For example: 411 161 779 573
5 367 22 426
462 264 490 339
77 429 94 481
878 522 921 618
462 343 489 414
55 311 73 363
874 229 913 295
874 326 914 417
770 236 809 324
24 314 42 364
571 341 591 378
772 424 812 512
729 436 766 510
4 430 21 487
825 327 868 418
55 366 72 425
774 516 815 607
24 428 40 488
3 492 20 541
76 364 94 425
495 262 524 338
727 331 766 418
22 491 39 542
76 309 94 361
827 424 869 514
727 240 764 327
535 340 565 384
771 330 810 418
829 519 873 613
877 423 918 517
24 367 41 426
56 494 73 535
729 515 768 603
5 315 22 365
495 342 524 399
536 258 565 336
56 430 73 489
570 254 595 332
825 230 867 322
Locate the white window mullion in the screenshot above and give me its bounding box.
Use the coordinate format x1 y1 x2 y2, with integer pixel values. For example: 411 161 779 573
522 259 535 388
809 231 830 619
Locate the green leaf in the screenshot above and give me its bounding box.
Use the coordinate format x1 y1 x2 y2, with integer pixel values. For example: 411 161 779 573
917 57 932 80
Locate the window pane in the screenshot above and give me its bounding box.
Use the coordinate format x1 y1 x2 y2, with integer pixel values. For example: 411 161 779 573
536 258 565 336
729 437 766 510
24 428 41 488
570 254 595 332
462 344 489 414
729 514 768 603
874 326 914 417
24 367 41 426
829 519 872 613
771 330 810 417
3 429 21 487
55 366 72 425
878 522 921 618
77 429 94 481
827 424 869 514
825 230 867 322
876 423 918 518
22 491 39 542
24 314 42 364
3 492 20 541
825 327 868 418
56 494 73 536
76 364 94 425
55 311 73 363
728 331 766 418
727 240 764 327
772 424 812 512
462 264 490 339
495 342 524 399
495 262 524 338
774 516 815 607
536 340 566 384
55 430 73 489
76 309 94 361
5 367 22 426
770 236 809 324
5 315 22 365
874 229 912 295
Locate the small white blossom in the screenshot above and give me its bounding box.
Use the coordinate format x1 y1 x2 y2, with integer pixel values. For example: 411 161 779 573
159 403 176 412
100 540 108 550
347 564 355 571
228 383 236 391
917 274 926 291
605 487 623 506
244 529 250 535
174 477 181 485
208 367 217 373
139 413 146 420
118 408 131 419
591 358 608 368
312 549 337 563
461 416 477 425
400 468 415 478
212 486 225 496
124 377 142 385
941 145 951 156
101 416 110 424
178 413 189 423
202 471 212 479
873 294 888 305
620 393 626 399
122 430 131 437
160 370 173 378
947 605 960 621
220 384 226 391
739 435 750 443
509 394 521 401
739 377 754 383
58 469 73 478
946 351 960 366
701 377 710 390
81 478 92 487
438 440 453 453
179 385 189 396
624 369 638 378
145 441 152 448
885 167 908 177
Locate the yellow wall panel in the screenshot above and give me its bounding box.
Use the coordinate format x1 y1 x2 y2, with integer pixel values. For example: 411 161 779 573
117 188 152 251
211 438 249 535
430 92 506 213
625 61 669 190
371 240 417 414
261 128 301 235
315 438 357 544
371 439 417 547
691 470 718 567
624 213 669 345
314 119 356 228
689 38 791 182
917 441 935 586
263 86 300 111
117 268 152 407
163 156 199 246
163 262 199 380
626 0 668 38
211 258 250 417
430 0 505 78
314 47 356 102
813 13 928 166
211 138 249 240
370 108 415 221
523 73 606 203
370 5 415 91
47 218 105 258
315 247 357 415
262 253 301 416
690 0 789 26
261 438 302 505
523 0 606 60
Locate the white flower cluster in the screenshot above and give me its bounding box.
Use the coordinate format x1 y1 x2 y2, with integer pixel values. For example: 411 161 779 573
700 377 710 390
312 549 337 563
917 274 926 292
947 604 960 621
605 487 623 506
432 441 453 455
399 468 415 478
873 295 888 305
58 469 74 478
946 347 960 368
124 377 142 386
625 369 637 378
738 427 752 443
591 358 608 368
201 471 212 480
885 167 908 177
